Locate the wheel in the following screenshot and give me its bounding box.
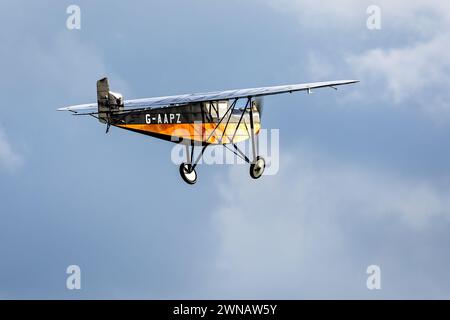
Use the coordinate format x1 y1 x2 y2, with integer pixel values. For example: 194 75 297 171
179 163 197 185
249 156 265 179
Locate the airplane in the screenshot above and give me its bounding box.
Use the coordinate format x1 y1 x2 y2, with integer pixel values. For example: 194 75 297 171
59 78 358 184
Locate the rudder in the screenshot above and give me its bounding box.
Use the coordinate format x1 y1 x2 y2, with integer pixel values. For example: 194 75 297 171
97 77 124 124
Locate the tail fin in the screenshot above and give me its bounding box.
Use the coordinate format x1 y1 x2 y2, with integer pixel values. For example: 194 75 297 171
97 77 124 124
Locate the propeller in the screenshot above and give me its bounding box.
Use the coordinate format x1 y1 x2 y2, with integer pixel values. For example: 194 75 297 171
254 97 264 118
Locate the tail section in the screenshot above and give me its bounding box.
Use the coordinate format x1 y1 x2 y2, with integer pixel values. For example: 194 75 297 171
97 77 124 124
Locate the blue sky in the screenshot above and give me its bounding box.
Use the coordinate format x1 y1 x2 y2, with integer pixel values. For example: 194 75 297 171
0 0 450 299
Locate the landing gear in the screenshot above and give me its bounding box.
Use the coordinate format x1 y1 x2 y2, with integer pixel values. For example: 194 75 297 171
250 156 265 179
179 143 198 185
178 97 265 185
179 163 197 185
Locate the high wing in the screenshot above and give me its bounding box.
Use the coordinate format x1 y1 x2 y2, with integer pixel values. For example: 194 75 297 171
58 80 358 112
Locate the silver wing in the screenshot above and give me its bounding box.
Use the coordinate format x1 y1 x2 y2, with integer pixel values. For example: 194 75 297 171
58 80 359 112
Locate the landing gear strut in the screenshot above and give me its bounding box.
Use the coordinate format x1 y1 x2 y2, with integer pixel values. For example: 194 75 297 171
248 98 264 179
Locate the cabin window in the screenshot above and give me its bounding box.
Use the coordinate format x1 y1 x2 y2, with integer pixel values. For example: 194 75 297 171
204 102 218 119
218 101 228 118
204 101 228 119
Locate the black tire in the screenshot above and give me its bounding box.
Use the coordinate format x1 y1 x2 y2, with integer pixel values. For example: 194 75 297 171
250 156 265 179
179 163 197 185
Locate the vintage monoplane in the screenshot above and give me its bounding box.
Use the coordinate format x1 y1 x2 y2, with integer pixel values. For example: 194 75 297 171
59 78 358 184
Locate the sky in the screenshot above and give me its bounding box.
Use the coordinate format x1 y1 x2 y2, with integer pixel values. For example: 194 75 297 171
0 0 450 299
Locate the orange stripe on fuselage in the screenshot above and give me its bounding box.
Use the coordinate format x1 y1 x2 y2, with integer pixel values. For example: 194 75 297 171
116 122 261 144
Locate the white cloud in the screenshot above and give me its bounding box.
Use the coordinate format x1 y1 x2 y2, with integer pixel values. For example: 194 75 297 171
264 1 450 121
265 1 450 31
206 147 450 298
347 32 450 121
348 12 450 120
0 128 23 172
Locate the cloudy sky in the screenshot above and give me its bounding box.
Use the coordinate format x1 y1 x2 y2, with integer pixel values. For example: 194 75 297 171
1 0 450 299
